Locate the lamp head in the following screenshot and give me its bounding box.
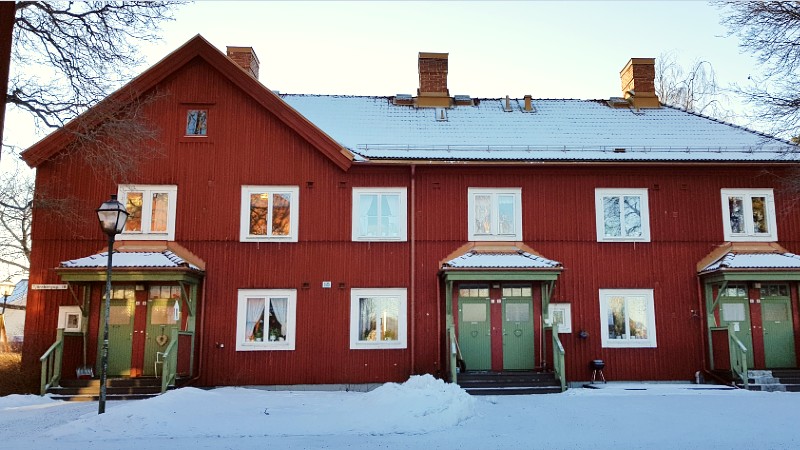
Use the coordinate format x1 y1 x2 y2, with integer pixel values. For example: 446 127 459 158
96 194 129 236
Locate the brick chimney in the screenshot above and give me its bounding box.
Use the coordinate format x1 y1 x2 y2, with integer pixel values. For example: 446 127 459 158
417 52 451 107
619 58 659 109
227 46 260 80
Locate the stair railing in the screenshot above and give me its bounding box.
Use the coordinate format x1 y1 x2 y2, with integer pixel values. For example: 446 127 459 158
39 329 64 395
160 328 179 393
549 324 567 392
447 325 458 384
728 323 749 389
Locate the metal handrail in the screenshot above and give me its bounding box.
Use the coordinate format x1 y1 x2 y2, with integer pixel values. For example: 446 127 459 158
160 328 179 393
549 324 567 392
727 323 749 389
39 329 64 395
447 326 458 384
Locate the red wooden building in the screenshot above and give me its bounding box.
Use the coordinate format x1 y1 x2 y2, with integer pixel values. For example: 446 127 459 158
20 36 800 394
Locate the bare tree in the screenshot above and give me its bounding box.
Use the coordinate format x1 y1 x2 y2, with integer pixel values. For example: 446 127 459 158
655 51 733 121
0 166 32 280
9 1 182 129
715 1 800 138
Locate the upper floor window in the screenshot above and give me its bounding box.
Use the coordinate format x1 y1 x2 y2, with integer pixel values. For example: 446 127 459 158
240 186 299 242
595 188 650 242
118 185 177 241
185 109 207 136
467 188 522 241
721 189 777 241
599 289 657 348
351 188 407 241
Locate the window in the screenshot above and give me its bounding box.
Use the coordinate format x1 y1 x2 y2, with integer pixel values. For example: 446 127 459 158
599 289 657 348
595 188 650 242
118 185 178 240
240 186 300 242
548 303 572 334
721 189 777 241
352 188 407 241
350 288 407 350
467 188 522 241
185 109 208 136
236 289 297 351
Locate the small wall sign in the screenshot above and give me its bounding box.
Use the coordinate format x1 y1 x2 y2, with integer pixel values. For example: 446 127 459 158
31 284 68 290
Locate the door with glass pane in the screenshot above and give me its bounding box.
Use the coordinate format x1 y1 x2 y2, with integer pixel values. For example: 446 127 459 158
458 286 491 371
718 285 754 368
97 286 135 376
760 285 796 368
502 287 534 370
144 286 181 376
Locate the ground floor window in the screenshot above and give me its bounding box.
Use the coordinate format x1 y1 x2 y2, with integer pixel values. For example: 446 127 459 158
236 289 297 351
599 289 657 348
350 288 407 349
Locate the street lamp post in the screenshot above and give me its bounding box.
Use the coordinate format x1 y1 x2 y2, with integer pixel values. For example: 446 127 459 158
95 194 128 415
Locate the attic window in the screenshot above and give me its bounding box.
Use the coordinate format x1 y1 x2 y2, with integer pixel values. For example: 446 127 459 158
435 107 447 121
186 110 208 136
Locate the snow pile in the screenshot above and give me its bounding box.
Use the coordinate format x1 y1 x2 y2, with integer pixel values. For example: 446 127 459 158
46 374 474 441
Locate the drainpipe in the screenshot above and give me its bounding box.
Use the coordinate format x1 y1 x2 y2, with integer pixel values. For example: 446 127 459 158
410 164 416 374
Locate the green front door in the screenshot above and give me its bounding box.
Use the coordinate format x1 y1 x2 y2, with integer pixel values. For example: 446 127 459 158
143 286 181 376
719 285 754 368
97 286 135 376
502 295 534 370
760 285 796 368
459 296 491 371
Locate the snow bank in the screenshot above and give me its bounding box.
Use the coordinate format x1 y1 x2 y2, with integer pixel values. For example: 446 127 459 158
45 374 475 441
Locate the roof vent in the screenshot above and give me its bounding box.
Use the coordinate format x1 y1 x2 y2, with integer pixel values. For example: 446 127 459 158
613 148 626 153
454 95 473 106
394 94 414 105
503 95 512 112
523 95 533 112
435 107 448 121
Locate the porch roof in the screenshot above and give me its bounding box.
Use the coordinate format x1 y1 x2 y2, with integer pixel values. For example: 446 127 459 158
698 242 800 281
440 242 562 271
60 250 202 271
700 252 800 272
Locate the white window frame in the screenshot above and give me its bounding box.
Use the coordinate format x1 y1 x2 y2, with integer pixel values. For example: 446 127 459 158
599 289 657 348
594 188 651 242
240 186 300 242
351 188 408 241
467 187 522 241
350 288 408 350
235 289 297 351
118 184 178 241
547 303 572 334
721 188 778 242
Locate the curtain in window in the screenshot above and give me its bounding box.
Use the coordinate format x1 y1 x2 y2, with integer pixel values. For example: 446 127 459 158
474 195 492 234
245 298 265 341
381 194 399 237
751 196 768 233
359 194 378 236
359 297 376 340
270 298 288 337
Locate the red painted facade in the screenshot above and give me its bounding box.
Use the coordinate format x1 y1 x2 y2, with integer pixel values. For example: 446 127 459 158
20 36 800 388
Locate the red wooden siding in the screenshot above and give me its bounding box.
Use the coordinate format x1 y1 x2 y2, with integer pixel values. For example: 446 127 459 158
21 52 800 386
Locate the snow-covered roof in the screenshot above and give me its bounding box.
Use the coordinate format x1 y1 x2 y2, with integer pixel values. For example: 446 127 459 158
60 250 203 271
443 251 561 269
281 95 795 162
699 252 800 273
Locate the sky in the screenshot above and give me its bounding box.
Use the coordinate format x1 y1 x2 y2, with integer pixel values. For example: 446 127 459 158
1 375 800 449
3 1 760 151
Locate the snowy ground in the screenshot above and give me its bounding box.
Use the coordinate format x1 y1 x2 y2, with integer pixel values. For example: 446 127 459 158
1 375 798 449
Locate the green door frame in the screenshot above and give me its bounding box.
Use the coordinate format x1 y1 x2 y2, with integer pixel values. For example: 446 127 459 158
701 270 800 371
441 268 561 381
59 268 202 378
